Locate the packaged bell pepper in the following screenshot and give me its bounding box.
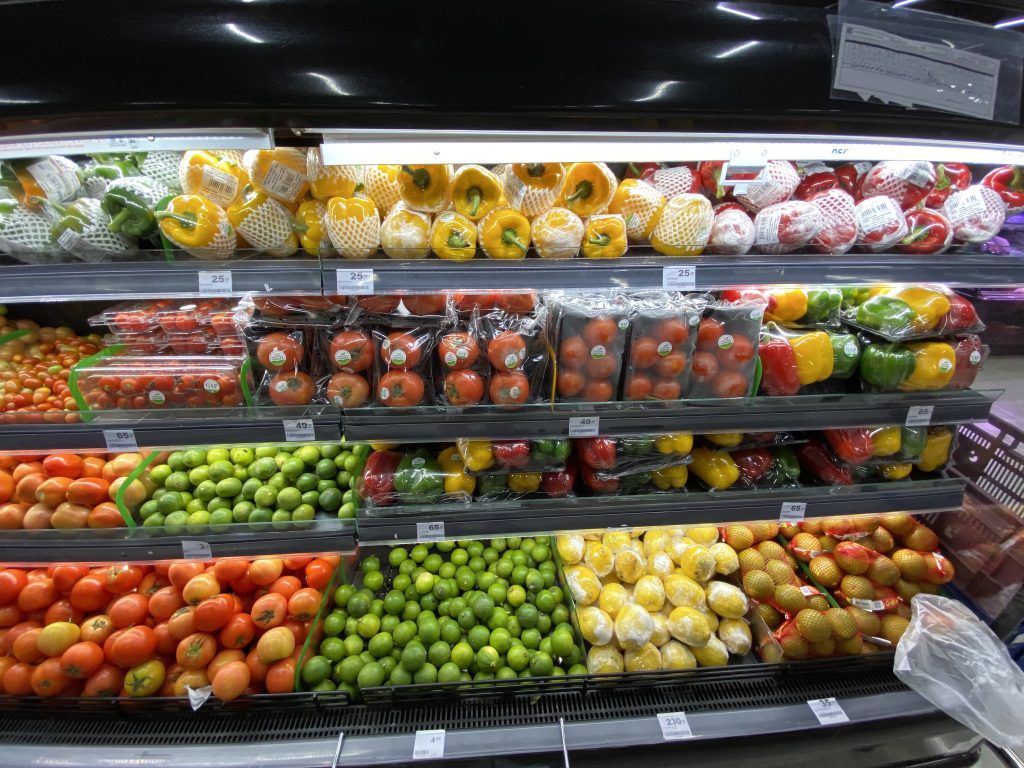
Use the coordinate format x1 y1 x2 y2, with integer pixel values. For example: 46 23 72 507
915 426 955 473
455 438 571 476
550 292 629 403
795 439 853 486
690 446 739 491
844 286 983 342
731 446 801 489
392 449 447 505
576 433 693 479
945 334 988 391
622 292 704 401
579 461 660 496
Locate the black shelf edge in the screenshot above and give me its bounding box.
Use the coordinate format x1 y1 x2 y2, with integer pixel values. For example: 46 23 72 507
0 519 356 564
342 390 999 442
355 477 966 544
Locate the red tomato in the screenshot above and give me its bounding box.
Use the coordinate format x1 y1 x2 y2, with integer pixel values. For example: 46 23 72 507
79 614 114 645
176 632 217 670
212 559 250 583
356 295 401 314
716 334 754 371
489 371 530 405
556 370 585 398
212 660 251 701
326 373 369 408
582 318 619 347
287 588 322 621
264 657 296 693
109 592 150 628
65 477 110 507
256 332 304 371
0 568 28 604
82 664 124 697
60 641 105 679
651 378 683 400
328 330 373 372
251 593 287 630
696 319 725 351
219 613 256 650
269 575 302 599
3 661 36 695
42 454 83 479
712 371 750 398
451 291 497 312
268 372 315 406
380 332 423 370
378 370 425 407
105 625 158 669
558 336 588 370
11 628 44 663
624 374 654 401
167 606 197 641
167 562 205 591
629 337 659 369
44 598 83 626
582 379 614 402
148 586 186 622
487 332 527 371
585 356 617 379
438 332 480 371
304 559 334 591
31 657 70 697
194 594 234 632
690 351 720 384
154 622 177 655
17 577 56 611
401 294 446 316
444 370 484 406
654 351 687 378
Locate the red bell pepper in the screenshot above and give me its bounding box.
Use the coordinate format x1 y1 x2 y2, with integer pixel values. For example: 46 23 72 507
698 160 727 199
732 448 773 483
359 450 402 506
493 440 531 468
982 165 1024 212
795 164 838 200
758 338 801 396
796 440 853 486
834 161 871 197
625 162 661 179
720 287 768 305
895 209 951 255
579 461 620 494
924 163 971 209
824 428 873 465
576 437 618 470
946 334 984 390
541 462 577 498
940 293 981 333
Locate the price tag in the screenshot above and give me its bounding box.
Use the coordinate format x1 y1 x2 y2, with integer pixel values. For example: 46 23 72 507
283 419 316 442
657 712 693 740
807 697 850 726
417 521 445 543
336 268 374 296
850 598 886 612
412 729 445 760
198 270 233 296
905 405 934 427
662 265 697 290
181 540 213 560
103 429 138 451
779 502 807 523
568 415 600 437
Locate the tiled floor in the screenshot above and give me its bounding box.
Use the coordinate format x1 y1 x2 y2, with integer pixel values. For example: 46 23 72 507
976 356 1024 425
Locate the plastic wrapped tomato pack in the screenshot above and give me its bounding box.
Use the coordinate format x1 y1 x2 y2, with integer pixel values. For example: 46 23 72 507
347 293 450 327
757 322 861 396
574 433 693 479
315 324 377 408
450 290 538 316
476 464 577 501
88 299 175 334
550 292 630 403
841 286 984 342
358 448 473 509
435 309 488 407
481 304 550 406
622 291 704 401
371 326 438 408
456 437 572 475
104 331 169 355
152 298 250 335
252 294 344 322
686 299 765 399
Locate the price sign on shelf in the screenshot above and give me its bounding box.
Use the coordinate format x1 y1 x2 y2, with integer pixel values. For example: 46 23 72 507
807 697 849 726
779 501 807 523
657 712 693 740
412 729 445 760
198 270 233 296
283 419 316 442
662 265 697 290
905 405 934 427
417 521 445 543
181 540 213 560
568 415 600 437
336 268 374 296
103 429 138 451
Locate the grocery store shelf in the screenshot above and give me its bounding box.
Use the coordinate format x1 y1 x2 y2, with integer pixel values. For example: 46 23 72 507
0 518 356 564
0 256 323 303
342 390 999 442
356 476 965 544
0 406 342 452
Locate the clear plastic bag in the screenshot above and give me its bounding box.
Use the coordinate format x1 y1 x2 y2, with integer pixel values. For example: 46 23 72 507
894 594 1024 750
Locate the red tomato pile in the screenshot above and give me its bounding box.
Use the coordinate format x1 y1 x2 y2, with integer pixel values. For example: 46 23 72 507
0 554 339 699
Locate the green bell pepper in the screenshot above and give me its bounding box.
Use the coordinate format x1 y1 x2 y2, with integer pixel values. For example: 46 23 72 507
476 474 509 498
829 333 861 380
769 446 801 483
855 295 917 337
804 288 842 325
860 342 916 390
620 437 655 456
899 426 928 460
392 450 444 503
840 287 871 308
101 179 160 238
620 471 652 490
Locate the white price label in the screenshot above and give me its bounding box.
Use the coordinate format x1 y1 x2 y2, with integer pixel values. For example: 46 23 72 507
905 405 934 427
181 540 213 560
417 521 445 543
807 697 850 726
851 598 886 612
662 265 697 290
103 429 138 451
800 585 818 597
283 419 316 442
779 502 807 523
336 268 374 296
198 271 233 296
657 712 693 740
568 415 600 437
412 729 445 760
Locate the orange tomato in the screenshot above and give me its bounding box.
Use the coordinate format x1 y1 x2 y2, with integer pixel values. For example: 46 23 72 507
176 632 217 669
3 661 36 695
34 476 73 507
194 594 234 633
79 457 106 478
212 559 250 583
0 604 26 627
14 472 46 504
138 571 171 597
44 598 83 626
17 577 56 612
265 657 296 693
160 662 184 696
168 561 208 591
107 476 147 509
154 622 176 655
109 592 150 628
248 558 283 587
60 641 105 678
50 564 89 593
256 626 295 664
65 476 110 506
42 454 83 479
230 572 257 594
0 655 16 691
79 614 114 644
629 336 659 369
582 379 614 402
218 613 256 650
100 453 143 482
70 575 112 612
211 660 251 701
167 606 197 641
22 502 53 529
172 667 209 696
87 502 126 528
245 647 271 685
287 588 322 621
250 592 287 629
0 471 13 503
182 572 220 605
0 502 28 529
207 649 245 681
83 663 124 696
51 501 91 528
31 656 70 696
106 625 158 669
12 627 44 662
282 618 308 645
269 575 301 599
11 462 43 484
0 567 28 604
148 586 185 622
0 621 38 656
304 559 334 590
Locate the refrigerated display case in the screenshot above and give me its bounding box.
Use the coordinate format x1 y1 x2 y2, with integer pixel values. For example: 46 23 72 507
1 0 1023 766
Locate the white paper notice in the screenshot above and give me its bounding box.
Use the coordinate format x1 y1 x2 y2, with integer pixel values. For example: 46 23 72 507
103 429 138 451
779 502 807 523
198 271 233 296
417 521 445 543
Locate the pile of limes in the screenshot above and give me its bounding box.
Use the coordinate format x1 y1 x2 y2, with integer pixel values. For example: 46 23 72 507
299 537 585 696
139 441 369 531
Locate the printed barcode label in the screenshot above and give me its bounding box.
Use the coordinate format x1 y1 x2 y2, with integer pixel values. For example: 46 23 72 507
857 196 899 233
103 429 138 451
261 161 306 202
412 729 445 760
754 207 783 244
198 271 233 296
905 405 934 426
851 598 886 612
181 540 213 560
199 165 240 207
662 265 696 290
898 163 934 189
417 522 445 543
945 187 987 223
56 228 109 261
743 176 783 209
779 502 807 522
336 269 374 296
27 156 81 202
800 586 817 596
657 712 693 740
807 697 849 725
568 415 600 437
283 419 316 442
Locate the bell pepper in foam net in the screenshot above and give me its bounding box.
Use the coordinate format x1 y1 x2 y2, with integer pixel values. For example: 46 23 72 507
362 165 401 215
900 426 928 460
854 295 917 338
915 427 953 472
501 163 564 217
306 147 360 201
890 287 951 334
179 150 248 208
325 193 380 259
558 162 617 217
690 446 739 491
825 428 873 465
650 193 713 256
457 439 494 472
803 289 842 326
47 197 137 261
392 450 445 503
242 148 309 207
732 447 772 484
531 207 584 259
437 447 475 497
765 289 808 324
293 199 334 257
652 463 688 490
758 333 801 396
981 165 1024 214
398 164 453 213
227 188 298 257
946 334 985 390
156 194 236 260
430 212 477 261
860 342 916 391
101 176 171 238
900 342 956 391
581 214 627 258
452 165 503 222
478 206 530 259
788 330 834 386
925 163 971 208
608 178 666 243
80 159 139 198
796 440 853 486
380 203 431 259
137 151 183 193
359 450 402 506
0 200 56 257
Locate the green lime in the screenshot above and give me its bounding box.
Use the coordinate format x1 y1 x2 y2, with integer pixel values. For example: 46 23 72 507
487 607 509 631
506 585 527 608
393 574 411 592
142 513 166 528
371 598 385 617
413 662 437 684
300 490 319 508
187 466 210 487
428 641 450 667
531 544 551 563
368 632 394 658
432 579 452 601
482 546 499 564
381 614 399 635
321 636 346 661
472 595 494 621
347 593 370 618
521 628 541 650
250 457 277 480
343 634 365 657
535 590 555 614
467 625 490 652
166 452 186 472
149 464 172 487
438 661 461 683
383 590 406 615
281 458 305 480
476 646 500 673
208 460 234 483
363 571 385 593
254 446 276 459
451 642 474 670
357 614 381 639
486 583 507 605
296 445 320 465
517 603 539 629
240 477 261 500
410 544 429 563
356 661 386 688
398 559 417 576
402 601 421 621
551 629 575 659
334 584 356 608
315 458 337 479
338 502 356 519
450 548 468 566
230 446 254 466
216 477 242 498
156 493 183 516
401 643 426 672
312 679 336 692
163 511 187 533
301 655 332 686
359 555 380 574
511 565 528 586
275 486 300 511
296 472 319 493
253 485 278 508
334 656 365 685
319 487 342 512
467 541 484 558
209 508 233 531
489 628 512 655
495 559 514 579
417 618 440 645
414 572 435 595
186 510 211 531
529 650 554 677
539 637 553 657
389 665 413 686
537 614 551 634
448 597 467 619
468 557 486 573
525 570 545 593
232 501 254 523
182 449 207 468
439 619 462 645
208 497 231 513
438 562 456 580
507 645 530 672
423 553 443 574
457 608 476 631
496 666 517 680
389 547 408 567
165 471 191 492
476 571 496 590
393 620 417 648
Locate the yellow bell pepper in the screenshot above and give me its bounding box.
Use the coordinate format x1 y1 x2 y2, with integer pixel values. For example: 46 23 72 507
705 432 742 448
891 287 951 332
293 199 333 257
608 178 666 242
430 211 477 260
788 331 834 386
369 441 399 451
478 207 530 259
398 164 453 213
558 162 618 217
900 342 956 391
226 189 298 257
650 194 713 256
364 165 402 214
508 472 542 494
156 194 236 260
504 163 564 216
690 446 739 491
306 147 361 200
325 193 380 259
381 204 431 259
870 426 901 457
531 207 584 259
652 463 688 490
581 214 628 258
179 150 248 208
241 148 309 207
437 447 476 496
512 163 562 190
654 432 693 455
452 165 503 222
457 438 493 472
877 462 913 480
766 289 809 324
914 427 953 472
